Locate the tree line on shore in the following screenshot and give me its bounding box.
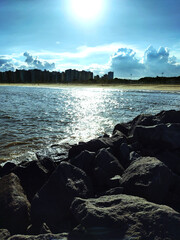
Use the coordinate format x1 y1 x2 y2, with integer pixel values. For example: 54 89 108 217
1 69 180 84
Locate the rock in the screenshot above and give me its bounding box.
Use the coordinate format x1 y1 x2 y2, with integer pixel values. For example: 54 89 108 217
27 223 51 235
68 138 109 159
113 122 131 136
93 148 124 193
0 162 16 178
71 194 180 240
129 151 141 162
116 142 130 168
0 229 11 240
0 173 31 234
166 174 180 212
69 150 96 177
113 110 180 138
31 162 93 232
95 148 124 177
68 134 126 159
156 149 180 176
133 123 180 150
121 157 173 204
13 160 54 202
7 232 68 240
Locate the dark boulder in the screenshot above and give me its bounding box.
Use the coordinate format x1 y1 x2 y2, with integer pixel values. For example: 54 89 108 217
0 173 31 234
69 150 96 177
0 162 16 178
156 149 180 176
121 157 173 204
68 138 109 159
71 194 180 240
31 162 93 232
129 151 141 162
132 123 180 151
68 134 126 159
13 160 55 202
166 174 180 212
155 109 180 124
113 123 131 136
94 148 124 176
0 229 11 240
114 142 130 168
114 110 180 138
93 148 124 193
131 110 180 129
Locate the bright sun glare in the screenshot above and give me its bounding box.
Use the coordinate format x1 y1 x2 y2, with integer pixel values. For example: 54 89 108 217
70 0 104 22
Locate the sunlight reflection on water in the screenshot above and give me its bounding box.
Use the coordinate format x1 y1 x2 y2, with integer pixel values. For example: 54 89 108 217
1 86 180 162
66 88 114 142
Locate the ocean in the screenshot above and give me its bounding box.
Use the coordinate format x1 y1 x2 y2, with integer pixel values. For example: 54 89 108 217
1 85 180 163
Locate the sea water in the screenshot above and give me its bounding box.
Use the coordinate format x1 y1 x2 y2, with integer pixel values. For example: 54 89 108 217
0 85 180 163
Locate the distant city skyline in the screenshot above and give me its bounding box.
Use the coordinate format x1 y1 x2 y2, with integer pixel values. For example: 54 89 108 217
1 0 180 78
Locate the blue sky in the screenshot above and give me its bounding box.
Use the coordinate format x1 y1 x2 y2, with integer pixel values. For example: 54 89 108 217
0 0 180 78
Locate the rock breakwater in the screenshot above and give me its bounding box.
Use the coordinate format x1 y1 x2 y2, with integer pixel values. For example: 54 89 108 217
0 110 180 239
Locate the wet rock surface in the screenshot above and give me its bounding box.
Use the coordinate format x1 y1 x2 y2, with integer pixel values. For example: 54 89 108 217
1 110 180 239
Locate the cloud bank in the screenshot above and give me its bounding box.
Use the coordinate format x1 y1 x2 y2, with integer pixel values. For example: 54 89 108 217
23 52 55 71
0 45 180 79
109 46 180 78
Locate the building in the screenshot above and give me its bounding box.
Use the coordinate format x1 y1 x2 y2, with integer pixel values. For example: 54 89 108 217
108 71 114 80
65 69 93 82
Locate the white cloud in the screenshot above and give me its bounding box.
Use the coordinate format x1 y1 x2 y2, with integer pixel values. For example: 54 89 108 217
109 46 180 78
1 44 180 78
109 48 144 78
23 52 55 71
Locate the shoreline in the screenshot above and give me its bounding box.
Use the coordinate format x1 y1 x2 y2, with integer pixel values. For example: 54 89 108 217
1 83 180 91
0 110 180 239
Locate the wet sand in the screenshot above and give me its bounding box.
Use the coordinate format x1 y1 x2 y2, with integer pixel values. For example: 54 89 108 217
1 83 180 91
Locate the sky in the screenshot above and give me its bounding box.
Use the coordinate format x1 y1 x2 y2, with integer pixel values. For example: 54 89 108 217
0 0 180 78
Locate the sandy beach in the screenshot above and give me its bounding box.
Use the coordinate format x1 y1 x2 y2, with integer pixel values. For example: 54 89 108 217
1 83 180 91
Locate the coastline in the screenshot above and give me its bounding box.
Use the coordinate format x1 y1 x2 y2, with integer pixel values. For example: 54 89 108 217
1 83 180 91
0 110 180 239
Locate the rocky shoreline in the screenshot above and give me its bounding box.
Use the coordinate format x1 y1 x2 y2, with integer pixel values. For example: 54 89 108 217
0 110 180 240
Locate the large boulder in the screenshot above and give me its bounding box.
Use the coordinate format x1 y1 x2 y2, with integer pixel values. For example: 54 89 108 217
0 173 31 234
31 162 93 232
68 134 126 159
93 148 124 193
156 149 180 176
69 150 96 177
121 157 173 204
13 160 55 202
113 110 180 138
132 123 180 150
0 162 17 178
0 159 56 202
71 194 180 240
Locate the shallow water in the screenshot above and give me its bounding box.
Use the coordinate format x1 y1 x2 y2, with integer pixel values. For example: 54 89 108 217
0 86 180 163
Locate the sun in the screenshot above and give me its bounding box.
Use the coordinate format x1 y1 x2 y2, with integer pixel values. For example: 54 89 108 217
69 0 104 22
